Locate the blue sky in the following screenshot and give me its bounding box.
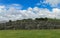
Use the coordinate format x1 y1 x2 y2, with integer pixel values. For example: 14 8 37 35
0 0 39 9
0 0 60 10
0 0 60 21
0 0 52 10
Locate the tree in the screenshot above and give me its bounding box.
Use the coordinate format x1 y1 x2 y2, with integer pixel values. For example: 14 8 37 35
44 17 48 21
9 20 12 23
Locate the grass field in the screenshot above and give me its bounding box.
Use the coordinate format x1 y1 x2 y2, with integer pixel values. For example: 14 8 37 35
0 30 60 38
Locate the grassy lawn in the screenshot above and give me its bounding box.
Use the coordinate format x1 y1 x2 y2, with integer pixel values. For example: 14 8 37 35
0 30 60 38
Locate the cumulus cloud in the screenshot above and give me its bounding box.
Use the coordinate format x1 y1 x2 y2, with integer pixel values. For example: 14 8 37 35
0 4 60 21
0 5 5 8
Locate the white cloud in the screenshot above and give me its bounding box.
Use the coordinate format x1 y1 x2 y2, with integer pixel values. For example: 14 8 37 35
0 4 60 21
36 0 60 7
0 5 5 8
44 0 60 7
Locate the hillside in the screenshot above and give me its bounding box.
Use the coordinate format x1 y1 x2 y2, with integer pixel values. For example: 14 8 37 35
0 18 60 30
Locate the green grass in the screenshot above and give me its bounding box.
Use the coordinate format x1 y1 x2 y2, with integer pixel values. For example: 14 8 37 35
0 30 60 38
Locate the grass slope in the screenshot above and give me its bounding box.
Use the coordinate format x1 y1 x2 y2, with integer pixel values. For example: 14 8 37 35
0 30 60 38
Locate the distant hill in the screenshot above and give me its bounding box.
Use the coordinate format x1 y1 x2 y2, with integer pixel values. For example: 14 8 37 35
0 18 60 30
0 21 8 23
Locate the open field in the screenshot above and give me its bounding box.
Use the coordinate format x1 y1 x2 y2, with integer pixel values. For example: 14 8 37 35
0 30 60 38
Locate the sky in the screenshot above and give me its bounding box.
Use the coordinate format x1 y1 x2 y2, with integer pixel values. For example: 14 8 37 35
0 0 60 21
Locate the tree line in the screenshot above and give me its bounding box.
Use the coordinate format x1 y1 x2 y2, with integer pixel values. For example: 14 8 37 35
0 18 60 30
